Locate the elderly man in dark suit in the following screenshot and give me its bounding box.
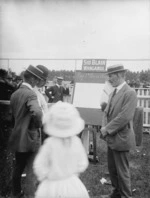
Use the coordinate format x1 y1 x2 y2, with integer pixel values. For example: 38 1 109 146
100 65 137 198
9 65 47 198
45 76 64 103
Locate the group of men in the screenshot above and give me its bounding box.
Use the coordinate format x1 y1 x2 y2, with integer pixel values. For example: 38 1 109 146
45 76 70 103
7 64 137 198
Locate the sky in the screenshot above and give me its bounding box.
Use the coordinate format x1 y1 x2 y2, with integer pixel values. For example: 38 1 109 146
0 0 150 74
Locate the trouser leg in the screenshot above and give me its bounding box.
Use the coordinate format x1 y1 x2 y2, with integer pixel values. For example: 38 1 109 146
107 146 120 194
12 152 29 195
25 152 38 196
113 150 132 198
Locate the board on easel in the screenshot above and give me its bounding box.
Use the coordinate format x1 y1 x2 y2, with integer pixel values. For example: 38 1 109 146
72 70 107 126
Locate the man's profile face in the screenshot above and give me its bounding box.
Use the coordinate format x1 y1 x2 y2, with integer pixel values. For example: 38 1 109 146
57 79 62 85
36 79 47 88
108 73 120 87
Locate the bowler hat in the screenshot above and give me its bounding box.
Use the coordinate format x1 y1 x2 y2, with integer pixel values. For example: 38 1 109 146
36 65 49 80
43 101 85 138
26 65 45 80
107 64 127 74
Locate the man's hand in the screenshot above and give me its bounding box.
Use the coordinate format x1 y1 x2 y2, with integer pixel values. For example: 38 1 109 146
100 127 108 138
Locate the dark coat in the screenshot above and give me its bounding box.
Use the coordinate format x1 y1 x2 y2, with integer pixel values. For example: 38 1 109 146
0 80 15 100
63 87 70 96
45 85 64 103
8 84 43 152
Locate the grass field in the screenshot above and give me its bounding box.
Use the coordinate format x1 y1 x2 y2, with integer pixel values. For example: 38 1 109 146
81 132 150 198
0 132 150 198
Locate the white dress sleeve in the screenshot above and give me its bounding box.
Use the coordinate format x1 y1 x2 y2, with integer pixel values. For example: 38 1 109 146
33 139 51 181
75 137 89 174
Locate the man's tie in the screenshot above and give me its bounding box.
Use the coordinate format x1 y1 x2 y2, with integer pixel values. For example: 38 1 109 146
107 88 117 115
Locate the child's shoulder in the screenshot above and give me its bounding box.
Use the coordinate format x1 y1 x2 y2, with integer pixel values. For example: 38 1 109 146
44 136 57 143
72 135 82 145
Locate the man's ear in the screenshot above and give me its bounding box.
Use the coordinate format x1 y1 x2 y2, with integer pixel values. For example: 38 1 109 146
30 77 35 84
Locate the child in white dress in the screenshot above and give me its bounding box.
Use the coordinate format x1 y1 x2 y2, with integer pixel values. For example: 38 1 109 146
33 101 90 198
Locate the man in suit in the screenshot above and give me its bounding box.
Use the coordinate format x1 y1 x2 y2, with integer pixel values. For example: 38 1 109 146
100 65 137 198
63 83 70 103
45 76 64 103
9 65 45 198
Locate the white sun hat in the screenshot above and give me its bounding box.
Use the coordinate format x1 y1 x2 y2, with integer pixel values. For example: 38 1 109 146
43 101 85 138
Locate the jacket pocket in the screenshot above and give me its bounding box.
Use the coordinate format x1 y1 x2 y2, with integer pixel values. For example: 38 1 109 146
106 129 135 151
27 129 41 152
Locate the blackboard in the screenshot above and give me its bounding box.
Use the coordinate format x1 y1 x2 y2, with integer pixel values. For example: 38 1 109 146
75 70 106 83
72 70 107 126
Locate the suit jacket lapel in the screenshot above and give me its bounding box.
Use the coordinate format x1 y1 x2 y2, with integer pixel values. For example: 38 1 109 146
106 84 128 116
105 89 115 114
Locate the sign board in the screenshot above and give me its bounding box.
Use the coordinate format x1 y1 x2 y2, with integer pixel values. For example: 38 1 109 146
82 59 106 71
72 70 108 126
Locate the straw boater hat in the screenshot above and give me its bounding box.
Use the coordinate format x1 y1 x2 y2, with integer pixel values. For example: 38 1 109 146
43 101 85 138
26 65 44 80
36 65 49 80
107 64 127 74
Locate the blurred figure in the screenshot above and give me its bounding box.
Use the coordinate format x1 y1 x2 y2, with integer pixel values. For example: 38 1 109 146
100 101 107 112
34 101 89 198
34 65 49 142
9 65 43 198
52 76 57 85
100 80 114 107
63 83 70 103
34 65 49 113
0 69 16 100
14 75 23 89
45 76 64 103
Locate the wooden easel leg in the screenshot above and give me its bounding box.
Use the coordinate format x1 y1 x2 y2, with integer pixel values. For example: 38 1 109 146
92 126 97 164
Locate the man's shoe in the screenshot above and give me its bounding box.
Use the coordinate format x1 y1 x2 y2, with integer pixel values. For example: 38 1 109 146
110 190 121 198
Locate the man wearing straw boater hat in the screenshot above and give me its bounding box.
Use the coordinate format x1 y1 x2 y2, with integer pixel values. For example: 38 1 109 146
9 65 48 198
100 64 137 198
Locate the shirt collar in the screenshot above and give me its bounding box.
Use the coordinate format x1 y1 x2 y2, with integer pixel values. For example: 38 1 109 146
116 81 126 93
56 83 60 88
22 82 33 90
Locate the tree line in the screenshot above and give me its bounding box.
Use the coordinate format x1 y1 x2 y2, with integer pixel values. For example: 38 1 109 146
4 68 150 86
47 69 150 86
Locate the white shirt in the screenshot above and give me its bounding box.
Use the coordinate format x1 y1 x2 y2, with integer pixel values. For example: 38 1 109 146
34 86 48 114
116 81 126 93
100 81 114 105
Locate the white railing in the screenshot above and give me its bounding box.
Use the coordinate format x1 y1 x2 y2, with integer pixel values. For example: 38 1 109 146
135 88 150 132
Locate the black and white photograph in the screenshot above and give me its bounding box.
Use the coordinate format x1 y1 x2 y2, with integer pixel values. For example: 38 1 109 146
0 0 150 197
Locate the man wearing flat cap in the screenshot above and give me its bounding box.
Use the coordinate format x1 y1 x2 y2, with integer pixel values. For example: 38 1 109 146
45 76 64 103
100 64 137 198
9 65 48 198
